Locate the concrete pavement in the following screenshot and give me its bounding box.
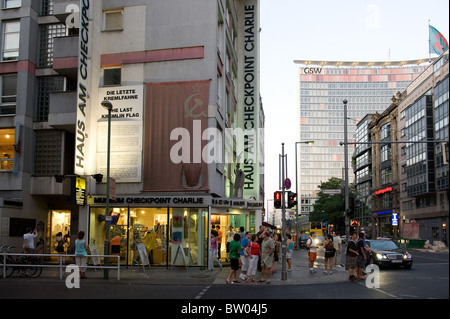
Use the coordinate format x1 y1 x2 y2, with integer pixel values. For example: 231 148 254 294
13 247 350 286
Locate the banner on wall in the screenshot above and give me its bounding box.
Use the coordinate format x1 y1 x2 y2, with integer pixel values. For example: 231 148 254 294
97 85 144 183
143 80 210 191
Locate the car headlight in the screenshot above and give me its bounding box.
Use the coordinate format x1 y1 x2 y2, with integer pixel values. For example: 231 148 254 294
314 239 319 245
403 252 411 259
376 253 387 259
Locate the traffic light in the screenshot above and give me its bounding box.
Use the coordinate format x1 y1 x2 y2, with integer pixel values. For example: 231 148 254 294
274 191 282 208
287 191 297 208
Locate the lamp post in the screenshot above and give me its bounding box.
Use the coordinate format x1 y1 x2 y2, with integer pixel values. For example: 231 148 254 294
101 100 113 279
294 140 314 250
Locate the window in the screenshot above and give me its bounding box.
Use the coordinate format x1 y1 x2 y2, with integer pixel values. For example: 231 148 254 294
103 68 121 86
380 122 391 140
36 76 65 121
3 0 21 8
103 10 123 31
39 24 66 68
0 128 14 171
34 130 62 175
2 20 20 61
0 74 17 115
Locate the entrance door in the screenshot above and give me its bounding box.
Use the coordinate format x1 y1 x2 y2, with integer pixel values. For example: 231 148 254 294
48 210 71 255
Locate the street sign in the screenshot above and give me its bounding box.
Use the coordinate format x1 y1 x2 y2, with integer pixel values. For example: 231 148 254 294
322 189 341 195
284 178 291 190
392 212 398 226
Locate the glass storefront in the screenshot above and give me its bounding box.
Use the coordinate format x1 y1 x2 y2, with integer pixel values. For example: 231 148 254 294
89 206 208 266
210 211 256 261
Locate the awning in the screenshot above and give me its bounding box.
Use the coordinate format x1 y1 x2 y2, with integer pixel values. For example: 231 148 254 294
262 222 277 230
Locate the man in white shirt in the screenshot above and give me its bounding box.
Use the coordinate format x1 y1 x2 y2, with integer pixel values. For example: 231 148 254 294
23 227 37 253
333 232 343 267
306 232 318 273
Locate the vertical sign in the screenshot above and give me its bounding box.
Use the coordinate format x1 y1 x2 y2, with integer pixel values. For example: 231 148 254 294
72 176 87 206
74 0 91 176
238 0 260 200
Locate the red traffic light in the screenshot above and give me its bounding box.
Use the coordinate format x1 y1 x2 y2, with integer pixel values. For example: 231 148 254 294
274 191 282 208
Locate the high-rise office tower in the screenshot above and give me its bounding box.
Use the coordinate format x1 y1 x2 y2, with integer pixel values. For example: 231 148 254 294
294 59 430 207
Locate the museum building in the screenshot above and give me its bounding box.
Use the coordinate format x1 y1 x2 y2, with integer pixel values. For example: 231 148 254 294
0 0 264 267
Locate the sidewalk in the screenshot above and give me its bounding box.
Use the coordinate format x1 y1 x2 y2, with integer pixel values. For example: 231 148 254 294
27 247 349 286
212 247 348 285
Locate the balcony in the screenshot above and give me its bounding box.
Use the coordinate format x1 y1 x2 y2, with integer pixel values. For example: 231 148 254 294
53 0 80 23
53 36 78 80
30 176 71 196
48 91 76 133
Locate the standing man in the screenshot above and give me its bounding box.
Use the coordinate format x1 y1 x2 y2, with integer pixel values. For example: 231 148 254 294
346 231 359 281
256 225 265 272
23 227 37 254
225 226 235 262
216 225 223 260
260 231 275 284
333 232 343 267
306 231 318 273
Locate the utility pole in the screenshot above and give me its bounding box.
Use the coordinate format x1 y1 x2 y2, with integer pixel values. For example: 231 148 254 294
280 143 287 281
343 99 350 238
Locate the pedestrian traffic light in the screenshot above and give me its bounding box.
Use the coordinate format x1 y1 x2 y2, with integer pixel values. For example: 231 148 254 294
274 191 282 208
287 191 297 208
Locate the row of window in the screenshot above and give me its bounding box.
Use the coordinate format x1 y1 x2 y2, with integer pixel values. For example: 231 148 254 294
300 80 412 89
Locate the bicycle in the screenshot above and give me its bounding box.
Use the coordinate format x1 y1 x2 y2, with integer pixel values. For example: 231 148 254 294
0 245 43 278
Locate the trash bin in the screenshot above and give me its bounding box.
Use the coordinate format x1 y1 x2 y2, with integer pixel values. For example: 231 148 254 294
405 239 426 249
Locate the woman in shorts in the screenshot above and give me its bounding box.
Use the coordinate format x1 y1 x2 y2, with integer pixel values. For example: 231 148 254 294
285 233 294 271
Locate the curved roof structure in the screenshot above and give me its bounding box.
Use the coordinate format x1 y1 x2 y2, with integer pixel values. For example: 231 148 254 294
293 58 435 67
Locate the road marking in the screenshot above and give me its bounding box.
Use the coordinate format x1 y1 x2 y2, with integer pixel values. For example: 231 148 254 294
194 285 211 299
356 281 401 299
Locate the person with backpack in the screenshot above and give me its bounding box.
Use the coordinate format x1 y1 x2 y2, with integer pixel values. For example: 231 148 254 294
346 231 359 281
53 232 66 263
323 234 336 274
356 232 367 280
306 232 318 273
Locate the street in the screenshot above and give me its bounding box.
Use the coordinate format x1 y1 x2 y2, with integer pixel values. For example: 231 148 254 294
0 250 447 299
0 249 447 318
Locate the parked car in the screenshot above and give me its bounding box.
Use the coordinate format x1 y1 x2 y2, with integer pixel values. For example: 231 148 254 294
366 239 413 269
299 235 310 248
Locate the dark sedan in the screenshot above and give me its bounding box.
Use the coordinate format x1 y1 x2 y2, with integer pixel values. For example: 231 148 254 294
366 240 413 269
299 235 310 249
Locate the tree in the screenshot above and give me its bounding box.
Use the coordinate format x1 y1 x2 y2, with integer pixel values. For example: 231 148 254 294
311 177 345 233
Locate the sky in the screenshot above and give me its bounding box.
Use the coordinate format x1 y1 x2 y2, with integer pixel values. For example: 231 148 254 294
259 0 449 213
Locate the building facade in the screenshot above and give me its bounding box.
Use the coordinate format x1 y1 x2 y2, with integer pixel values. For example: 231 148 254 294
369 97 401 238
294 60 429 204
353 51 449 245
398 51 449 245
0 0 264 267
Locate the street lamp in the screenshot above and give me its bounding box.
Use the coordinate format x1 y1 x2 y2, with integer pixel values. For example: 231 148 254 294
294 140 314 250
101 100 113 279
